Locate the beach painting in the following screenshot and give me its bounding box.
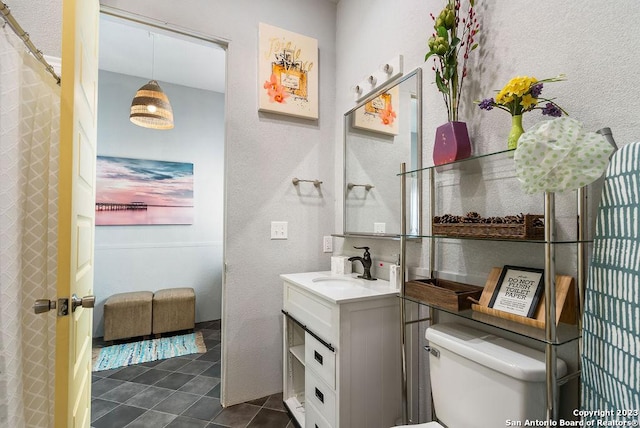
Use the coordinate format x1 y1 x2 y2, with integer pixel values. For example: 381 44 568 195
96 156 194 226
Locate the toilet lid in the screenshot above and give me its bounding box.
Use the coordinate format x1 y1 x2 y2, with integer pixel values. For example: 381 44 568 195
393 422 443 428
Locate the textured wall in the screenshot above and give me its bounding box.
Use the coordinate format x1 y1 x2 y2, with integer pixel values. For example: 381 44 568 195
100 0 338 405
93 70 224 337
334 0 640 421
335 0 640 275
8 0 62 57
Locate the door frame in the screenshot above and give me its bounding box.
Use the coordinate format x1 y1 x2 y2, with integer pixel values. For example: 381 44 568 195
97 5 230 404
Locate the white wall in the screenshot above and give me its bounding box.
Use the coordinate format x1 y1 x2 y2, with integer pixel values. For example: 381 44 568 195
336 0 640 270
100 0 338 405
335 0 640 422
9 1 62 58
93 70 224 337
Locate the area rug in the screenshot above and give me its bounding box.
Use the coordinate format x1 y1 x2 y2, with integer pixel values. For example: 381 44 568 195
92 331 206 372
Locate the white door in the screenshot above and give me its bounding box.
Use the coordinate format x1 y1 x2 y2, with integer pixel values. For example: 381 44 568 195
54 0 99 426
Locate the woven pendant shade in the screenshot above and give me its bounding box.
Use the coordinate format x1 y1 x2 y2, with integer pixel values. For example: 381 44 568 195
129 80 174 130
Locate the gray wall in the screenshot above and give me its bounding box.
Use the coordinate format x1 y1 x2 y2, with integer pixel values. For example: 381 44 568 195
335 0 640 421
100 0 338 405
93 70 225 337
336 0 640 284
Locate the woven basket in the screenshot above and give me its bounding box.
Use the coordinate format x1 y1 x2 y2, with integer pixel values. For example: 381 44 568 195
432 214 544 240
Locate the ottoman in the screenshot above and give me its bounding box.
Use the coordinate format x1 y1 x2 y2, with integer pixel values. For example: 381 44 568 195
152 288 196 335
103 291 153 341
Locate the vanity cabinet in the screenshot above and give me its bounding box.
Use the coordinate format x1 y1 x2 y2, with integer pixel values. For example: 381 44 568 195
281 272 402 428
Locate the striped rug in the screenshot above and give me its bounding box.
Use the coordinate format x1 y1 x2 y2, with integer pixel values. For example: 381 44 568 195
92 331 206 371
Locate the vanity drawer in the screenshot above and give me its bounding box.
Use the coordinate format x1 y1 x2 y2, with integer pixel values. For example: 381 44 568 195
306 401 333 428
283 281 339 344
305 369 337 426
305 332 336 389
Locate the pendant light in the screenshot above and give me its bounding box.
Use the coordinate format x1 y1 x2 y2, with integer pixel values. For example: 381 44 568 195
129 32 174 130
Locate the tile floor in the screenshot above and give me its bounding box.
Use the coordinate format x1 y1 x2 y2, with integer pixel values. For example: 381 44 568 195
91 320 294 428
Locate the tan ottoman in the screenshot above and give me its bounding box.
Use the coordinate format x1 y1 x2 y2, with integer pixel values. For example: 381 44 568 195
103 291 153 341
152 288 196 335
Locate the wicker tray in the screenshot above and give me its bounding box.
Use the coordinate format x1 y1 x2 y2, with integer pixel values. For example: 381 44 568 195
405 278 483 312
432 214 544 240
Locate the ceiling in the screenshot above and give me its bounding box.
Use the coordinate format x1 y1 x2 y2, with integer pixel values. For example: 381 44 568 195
99 14 226 93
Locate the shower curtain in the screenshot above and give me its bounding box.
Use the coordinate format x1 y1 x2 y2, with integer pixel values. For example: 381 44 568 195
0 27 60 428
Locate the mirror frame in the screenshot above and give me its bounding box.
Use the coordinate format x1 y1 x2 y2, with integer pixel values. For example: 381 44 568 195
341 67 422 238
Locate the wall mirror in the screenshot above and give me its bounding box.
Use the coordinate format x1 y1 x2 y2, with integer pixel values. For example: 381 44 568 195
343 67 422 237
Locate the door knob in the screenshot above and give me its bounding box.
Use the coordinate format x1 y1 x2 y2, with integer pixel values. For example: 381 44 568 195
33 299 57 314
71 294 95 312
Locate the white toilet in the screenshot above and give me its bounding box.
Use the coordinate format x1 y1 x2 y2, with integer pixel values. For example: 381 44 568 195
394 322 567 428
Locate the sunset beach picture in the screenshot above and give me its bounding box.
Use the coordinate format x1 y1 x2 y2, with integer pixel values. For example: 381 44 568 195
96 156 194 225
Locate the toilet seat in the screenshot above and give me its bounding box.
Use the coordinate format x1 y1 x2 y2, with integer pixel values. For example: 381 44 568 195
393 422 443 428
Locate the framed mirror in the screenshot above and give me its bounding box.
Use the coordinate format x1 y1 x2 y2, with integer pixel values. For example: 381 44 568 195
343 68 422 237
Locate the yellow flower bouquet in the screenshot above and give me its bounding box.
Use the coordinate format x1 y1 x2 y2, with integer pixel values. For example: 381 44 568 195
478 74 568 149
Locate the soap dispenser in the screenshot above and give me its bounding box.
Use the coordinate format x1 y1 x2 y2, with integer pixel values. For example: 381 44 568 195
389 254 401 291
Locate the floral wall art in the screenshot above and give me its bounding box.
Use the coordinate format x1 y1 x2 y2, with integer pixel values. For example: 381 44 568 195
352 85 400 135
95 156 194 226
259 23 318 119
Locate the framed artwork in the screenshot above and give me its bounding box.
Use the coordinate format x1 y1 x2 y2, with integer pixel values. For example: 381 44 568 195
488 265 544 318
95 156 194 226
352 85 400 135
258 22 318 119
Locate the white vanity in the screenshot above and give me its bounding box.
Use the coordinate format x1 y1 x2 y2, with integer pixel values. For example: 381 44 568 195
281 271 402 428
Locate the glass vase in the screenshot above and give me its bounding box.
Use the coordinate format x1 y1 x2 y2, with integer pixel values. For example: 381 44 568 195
508 115 524 150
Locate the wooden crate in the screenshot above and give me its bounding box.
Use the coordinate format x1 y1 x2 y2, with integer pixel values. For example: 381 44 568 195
405 278 484 312
432 214 544 240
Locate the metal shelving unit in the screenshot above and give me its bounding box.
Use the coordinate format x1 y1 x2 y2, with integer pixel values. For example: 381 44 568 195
397 150 588 424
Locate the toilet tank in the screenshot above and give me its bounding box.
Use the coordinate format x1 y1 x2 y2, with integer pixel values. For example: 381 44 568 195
425 323 567 428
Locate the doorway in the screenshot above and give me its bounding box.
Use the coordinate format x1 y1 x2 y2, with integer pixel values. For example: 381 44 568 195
93 9 226 372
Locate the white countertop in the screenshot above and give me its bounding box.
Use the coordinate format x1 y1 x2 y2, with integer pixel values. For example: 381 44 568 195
280 271 399 304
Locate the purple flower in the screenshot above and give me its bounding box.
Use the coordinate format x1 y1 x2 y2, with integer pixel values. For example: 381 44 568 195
530 83 543 98
542 102 562 117
478 98 495 110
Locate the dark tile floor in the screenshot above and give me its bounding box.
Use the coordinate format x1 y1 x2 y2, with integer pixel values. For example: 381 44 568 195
91 320 294 428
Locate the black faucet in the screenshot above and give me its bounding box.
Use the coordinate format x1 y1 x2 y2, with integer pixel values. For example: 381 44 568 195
348 246 377 281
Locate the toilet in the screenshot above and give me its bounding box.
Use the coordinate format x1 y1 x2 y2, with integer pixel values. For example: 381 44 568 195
394 322 567 428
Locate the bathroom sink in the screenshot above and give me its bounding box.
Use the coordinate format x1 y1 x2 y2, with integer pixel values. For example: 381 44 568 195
312 276 362 284
281 271 397 304
311 276 364 289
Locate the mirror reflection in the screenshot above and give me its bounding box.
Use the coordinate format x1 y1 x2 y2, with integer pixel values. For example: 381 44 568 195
343 68 422 237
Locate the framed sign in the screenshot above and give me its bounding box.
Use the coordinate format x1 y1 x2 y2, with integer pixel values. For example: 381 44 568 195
488 266 544 318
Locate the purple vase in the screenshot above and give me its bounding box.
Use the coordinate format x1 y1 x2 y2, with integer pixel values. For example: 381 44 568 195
433 121 472 166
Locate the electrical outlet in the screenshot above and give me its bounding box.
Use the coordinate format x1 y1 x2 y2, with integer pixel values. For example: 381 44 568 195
374 222 386 234
323 236 333 253
271 221 288 239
